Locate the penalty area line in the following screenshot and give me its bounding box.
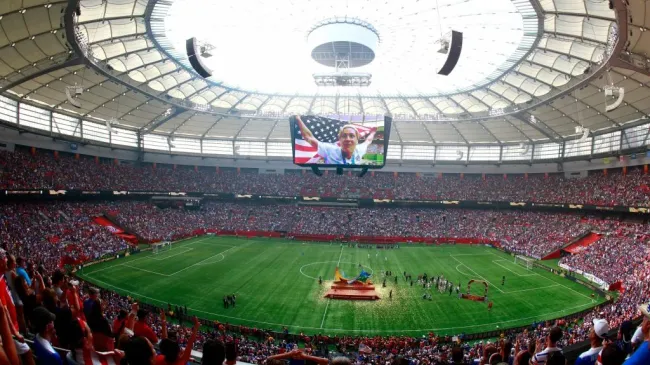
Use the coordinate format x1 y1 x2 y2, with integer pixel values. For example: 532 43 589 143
450 256 504 293
169 245 240 276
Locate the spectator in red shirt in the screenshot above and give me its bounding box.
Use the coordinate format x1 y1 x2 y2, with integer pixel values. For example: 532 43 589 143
155 315 200 365
134 308 159 345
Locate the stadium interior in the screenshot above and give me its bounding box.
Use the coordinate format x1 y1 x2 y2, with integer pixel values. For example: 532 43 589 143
0 0 649 364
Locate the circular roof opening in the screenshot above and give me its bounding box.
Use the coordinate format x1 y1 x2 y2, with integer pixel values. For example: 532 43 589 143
308 19 379 69
160 0 538 97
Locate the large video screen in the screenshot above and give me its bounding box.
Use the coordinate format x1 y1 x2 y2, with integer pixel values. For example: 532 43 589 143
290 115 391 168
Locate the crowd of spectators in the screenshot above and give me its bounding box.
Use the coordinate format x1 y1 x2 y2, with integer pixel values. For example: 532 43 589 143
0 202 127 273
0 199 644 364
0 148 649 364
559 221 650 332
2 148 650 206
106 203 589 259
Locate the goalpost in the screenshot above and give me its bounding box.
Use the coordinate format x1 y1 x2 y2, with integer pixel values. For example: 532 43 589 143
152 241 172 254
514 255 535 270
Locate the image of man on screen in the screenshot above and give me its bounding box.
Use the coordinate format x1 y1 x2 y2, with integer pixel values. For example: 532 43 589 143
296 115 377 165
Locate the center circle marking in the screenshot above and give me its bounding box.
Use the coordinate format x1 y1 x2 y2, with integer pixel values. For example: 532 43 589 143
299 261 374 280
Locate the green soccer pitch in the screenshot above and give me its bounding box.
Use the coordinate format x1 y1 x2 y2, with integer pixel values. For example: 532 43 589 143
77 237 606 336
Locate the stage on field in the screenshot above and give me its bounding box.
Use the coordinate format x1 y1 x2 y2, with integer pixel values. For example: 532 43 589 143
324 267 379 300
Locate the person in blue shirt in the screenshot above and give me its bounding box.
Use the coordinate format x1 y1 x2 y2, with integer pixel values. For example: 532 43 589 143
15 257 31 287
83 287 99 319
575 319 609 365
624 302 650 365
32 306 63 365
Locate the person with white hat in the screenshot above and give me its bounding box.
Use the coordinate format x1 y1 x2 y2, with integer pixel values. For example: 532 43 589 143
575 319 609 365
623 303 650 365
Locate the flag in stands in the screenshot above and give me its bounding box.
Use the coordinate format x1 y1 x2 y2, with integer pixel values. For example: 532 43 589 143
359 343 373 354
105 226 120 233
293 115 373 164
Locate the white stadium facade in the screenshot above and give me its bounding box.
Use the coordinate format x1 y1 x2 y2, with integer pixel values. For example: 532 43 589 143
0 0 649 174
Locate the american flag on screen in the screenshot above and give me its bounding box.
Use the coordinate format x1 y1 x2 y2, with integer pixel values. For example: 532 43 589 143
293 115 373 164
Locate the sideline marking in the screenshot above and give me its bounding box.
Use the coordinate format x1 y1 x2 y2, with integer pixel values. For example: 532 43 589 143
504 284 560 294
121 264 170 277
320 246 344 329
81 264 122 276
83 274 596 333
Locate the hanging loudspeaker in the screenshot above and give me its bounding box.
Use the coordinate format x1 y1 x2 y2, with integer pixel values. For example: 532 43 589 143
105 120 117 134
438 31 463 76
186 37 213 78
455 150 464 161
518 143 529 155
65 86 82 108
604 87 625 112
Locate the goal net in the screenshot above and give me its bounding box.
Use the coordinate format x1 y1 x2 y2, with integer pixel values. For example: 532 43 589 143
152 242 172 254
514 255 535 270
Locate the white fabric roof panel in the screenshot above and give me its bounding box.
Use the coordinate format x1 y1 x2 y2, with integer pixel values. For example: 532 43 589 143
456 122 498 143
5 0 649 148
